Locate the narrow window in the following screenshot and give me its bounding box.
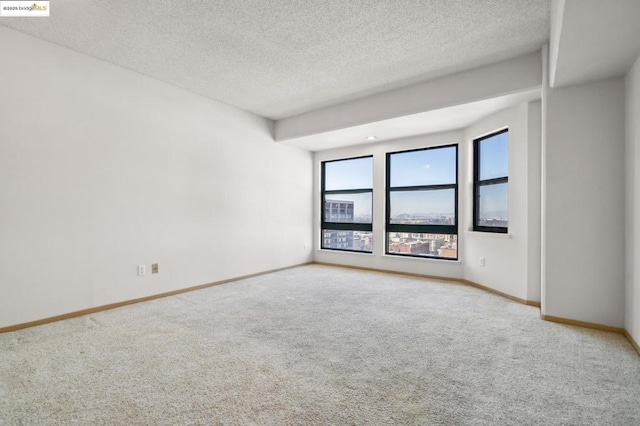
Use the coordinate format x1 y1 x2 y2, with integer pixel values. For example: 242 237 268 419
473 129 508 233
321 156 373 252
386 145 458 260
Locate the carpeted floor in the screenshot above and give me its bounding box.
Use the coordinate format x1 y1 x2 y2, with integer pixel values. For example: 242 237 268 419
1 264 639 425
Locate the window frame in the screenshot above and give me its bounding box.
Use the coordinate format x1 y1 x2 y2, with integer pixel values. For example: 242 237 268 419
473 128 509 234
321 155 373 253
385 144 459 260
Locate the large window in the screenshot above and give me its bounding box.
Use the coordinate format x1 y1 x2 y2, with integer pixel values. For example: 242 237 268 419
386 145 458 260
321 156 373 252
473 129 508 233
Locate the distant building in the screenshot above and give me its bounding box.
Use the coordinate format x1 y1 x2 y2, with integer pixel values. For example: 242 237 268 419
439 248 457 258
325 199 354 223
324 199 354 249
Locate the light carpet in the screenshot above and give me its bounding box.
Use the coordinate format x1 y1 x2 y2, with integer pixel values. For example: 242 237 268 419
1 264 639 425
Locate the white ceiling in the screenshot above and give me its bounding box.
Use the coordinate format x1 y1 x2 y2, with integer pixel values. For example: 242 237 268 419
550 0 640 88
0 0 550 120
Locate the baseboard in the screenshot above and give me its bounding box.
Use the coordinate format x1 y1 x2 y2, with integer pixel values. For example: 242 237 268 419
461 279 541 307
540 314 625 334
623 330 640 356
313 261 467 284
542 315 640 357
313 261 542 307
0 262 313 334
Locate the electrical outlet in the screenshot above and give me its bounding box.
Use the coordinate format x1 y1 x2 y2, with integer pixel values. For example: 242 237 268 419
151 263 159 274
137 265 146 276
480 257 485 267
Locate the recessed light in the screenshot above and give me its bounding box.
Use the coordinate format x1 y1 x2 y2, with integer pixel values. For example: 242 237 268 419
365 136 377 140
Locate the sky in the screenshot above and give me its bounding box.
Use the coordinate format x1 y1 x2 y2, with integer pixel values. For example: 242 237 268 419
324 157 373 191
389 146 456 187
324 134 508 217
479 183 508 219
389 189 454 217
479 131 508 180
478 132 509 218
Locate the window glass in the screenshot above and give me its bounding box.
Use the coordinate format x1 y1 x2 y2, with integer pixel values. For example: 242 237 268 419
389 189 455 225
321 156 373 253
386 145 458 260
389 146 456 187
387 233 457 259
324 157 373 191
479 132 508 180
478 183 508 227
324 193 372 223
474 129 508 232
322 230 373 252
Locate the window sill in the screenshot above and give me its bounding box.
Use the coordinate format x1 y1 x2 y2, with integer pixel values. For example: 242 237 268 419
317 249 374 256
465 231 512 239
381 254 462 264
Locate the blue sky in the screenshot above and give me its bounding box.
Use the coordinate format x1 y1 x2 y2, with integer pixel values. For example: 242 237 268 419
325 157 373 191
388 146 457 214
325 135 508 217
478 132 509 218
479 132 508 180
390 146 456 187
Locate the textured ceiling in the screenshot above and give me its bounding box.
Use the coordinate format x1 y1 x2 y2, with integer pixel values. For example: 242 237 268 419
1 0 550 120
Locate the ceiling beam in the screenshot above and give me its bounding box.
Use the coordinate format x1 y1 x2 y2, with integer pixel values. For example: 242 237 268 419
276 51 543 142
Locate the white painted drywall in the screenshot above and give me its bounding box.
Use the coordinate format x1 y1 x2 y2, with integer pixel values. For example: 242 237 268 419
277 51 543 141
462 102 541 302
550 0 640 89
314 131 465 279
527 101 543 303
0 27 313 329
543 77 625 328
541 45 550 316
625 55 640 343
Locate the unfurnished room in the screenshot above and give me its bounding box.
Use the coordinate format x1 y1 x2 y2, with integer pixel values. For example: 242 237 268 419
1 0 640 424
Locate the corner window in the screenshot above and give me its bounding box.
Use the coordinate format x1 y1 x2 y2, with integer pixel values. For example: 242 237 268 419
386 145 458 260
473 129 508 233
321 156 373 252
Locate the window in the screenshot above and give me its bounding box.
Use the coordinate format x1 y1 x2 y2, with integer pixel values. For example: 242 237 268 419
386 145 458 260
321 156 373 252
473 129 508 233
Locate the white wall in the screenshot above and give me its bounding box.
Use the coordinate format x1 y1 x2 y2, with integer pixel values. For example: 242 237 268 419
314 131 465 279
543 77 625 328
527 101 543 302
462 102 541 302
0 28 313 329
626 55 640 342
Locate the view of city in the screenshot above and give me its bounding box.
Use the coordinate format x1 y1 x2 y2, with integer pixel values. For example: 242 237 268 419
323 199 373 252
388 232 457 259
323 198 457 258
388 213 457 259
477 217 508 228
322 230 373 252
